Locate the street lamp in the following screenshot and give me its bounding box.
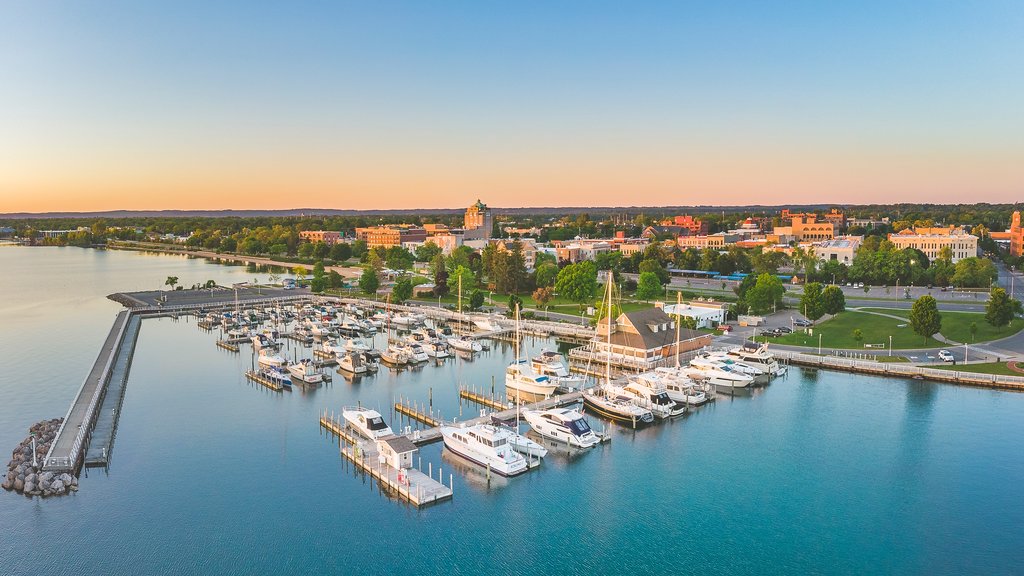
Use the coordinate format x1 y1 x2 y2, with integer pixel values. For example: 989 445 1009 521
889 335 893 357
818 333 822 356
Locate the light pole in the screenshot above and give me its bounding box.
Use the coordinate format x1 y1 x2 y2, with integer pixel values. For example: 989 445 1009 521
818 333 822 356
889 335 893 357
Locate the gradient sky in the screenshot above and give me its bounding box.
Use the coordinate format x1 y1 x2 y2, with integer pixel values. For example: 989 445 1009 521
1 1 1022 212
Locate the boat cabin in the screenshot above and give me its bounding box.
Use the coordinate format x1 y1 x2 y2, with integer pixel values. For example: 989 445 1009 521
378 436 418 470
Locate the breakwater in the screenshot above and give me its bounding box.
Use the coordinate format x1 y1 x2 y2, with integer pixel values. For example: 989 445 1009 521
3 419 78 497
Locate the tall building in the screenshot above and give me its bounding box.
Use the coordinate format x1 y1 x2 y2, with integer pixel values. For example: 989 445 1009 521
1010 211 1024 258
463 199 493 240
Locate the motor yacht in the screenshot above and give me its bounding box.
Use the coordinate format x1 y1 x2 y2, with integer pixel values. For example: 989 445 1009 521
260 366 291 389
287 359 323 384
522 407 601 448
622 377 685 418
684 359 754 389
441 424 530 477
727 344 785 376
448 336 482 353
582 385 655 428
530 349 586 391
337 350 368 374
505 360 559 403
257 349 287 369
342 407 394 440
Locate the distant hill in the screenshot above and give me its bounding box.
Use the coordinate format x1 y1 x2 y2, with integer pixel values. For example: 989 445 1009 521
0 204 843 219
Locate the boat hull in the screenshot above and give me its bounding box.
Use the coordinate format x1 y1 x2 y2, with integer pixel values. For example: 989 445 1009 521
582 397 653 428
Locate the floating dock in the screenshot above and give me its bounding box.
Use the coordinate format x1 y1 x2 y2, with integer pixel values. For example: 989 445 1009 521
216 340 240 352
245 370 286 392
320 411 453 508
459 387 510 411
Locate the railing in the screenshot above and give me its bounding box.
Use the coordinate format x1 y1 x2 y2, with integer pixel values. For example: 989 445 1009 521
773 350 1024 389
43 311 132 471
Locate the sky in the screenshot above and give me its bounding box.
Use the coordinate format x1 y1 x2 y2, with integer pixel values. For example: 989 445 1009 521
1 1 1022 213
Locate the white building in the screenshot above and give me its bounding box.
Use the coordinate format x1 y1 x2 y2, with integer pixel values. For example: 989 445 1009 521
661 300 729 329
888 227 978 263
813 236 863 265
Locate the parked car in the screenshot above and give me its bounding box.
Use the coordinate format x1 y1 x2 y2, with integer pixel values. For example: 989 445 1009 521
793 319 813 327
938 350 955 362
776 326 792 333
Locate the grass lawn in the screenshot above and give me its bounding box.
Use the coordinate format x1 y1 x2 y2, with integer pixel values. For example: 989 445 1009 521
875 355 909 363
768 310 943 350
859 308 1024 344
927 362 1022 376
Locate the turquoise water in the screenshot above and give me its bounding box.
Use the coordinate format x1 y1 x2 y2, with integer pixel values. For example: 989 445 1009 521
1 246 1022 575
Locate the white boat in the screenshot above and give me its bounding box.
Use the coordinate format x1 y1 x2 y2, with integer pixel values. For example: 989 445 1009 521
359 351 381 372
622 377 686 418
320 339 345 356
507 430 548 458
391 313 417 327
505 361 559 402
727 344 785 376
530 349 586 391
287 359 323 383
685 358 754 389
424 341 450 359
257 349 287 369
522 407 601 448
448 336 482 353
340 337 370 352
472 316 505 332
701 352 767 381
441 424 530 477
342 406 394 440
582 385 655 428
400 343 429 363
379 344 409 366
337 350 368 374
259 366 292 388
653 368 710 406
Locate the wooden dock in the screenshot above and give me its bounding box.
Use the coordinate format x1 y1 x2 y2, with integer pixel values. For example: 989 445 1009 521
320 411 453 508
216 340 240 352
459 386 510 411
394 398 443 427
245 370 285 392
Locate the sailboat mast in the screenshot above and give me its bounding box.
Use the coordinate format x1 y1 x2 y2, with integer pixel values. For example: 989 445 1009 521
675 290 682 368
458 273 462 314
605 272 612 388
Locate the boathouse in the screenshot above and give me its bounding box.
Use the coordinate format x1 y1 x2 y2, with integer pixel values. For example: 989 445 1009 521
378 436 418 469
582 308 713 371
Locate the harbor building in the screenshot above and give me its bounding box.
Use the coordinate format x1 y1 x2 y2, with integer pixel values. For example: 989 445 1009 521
887 226 978 263
585 308 713 371
661 300 729 329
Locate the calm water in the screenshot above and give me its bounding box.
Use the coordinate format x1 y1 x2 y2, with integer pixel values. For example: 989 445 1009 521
1 246 1022 575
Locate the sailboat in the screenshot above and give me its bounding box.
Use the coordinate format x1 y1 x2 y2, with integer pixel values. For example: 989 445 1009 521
504 303 558 403
582 274 654 428
380 294 410 366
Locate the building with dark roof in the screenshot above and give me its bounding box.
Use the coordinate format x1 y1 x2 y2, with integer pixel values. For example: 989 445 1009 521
589 307 713 370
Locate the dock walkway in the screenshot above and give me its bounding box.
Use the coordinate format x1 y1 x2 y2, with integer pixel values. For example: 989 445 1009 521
84 314 142 467
44 311 132 472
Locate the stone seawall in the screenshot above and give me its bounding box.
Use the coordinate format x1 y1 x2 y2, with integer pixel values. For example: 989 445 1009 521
3 419 79 497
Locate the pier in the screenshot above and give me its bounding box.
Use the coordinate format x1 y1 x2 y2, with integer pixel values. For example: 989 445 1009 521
320 411 453 507
458 386 511 411
245 370 286 392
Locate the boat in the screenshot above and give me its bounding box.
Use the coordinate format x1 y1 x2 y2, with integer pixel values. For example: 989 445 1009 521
622 376 686 418
505 305 559 402
727 343 785 376
342 406 394 439
522 407 602 448
684 359 754 389
530 349 586 391
260 366 292 388
505 361 559 402
507 430 548 458
400 342 429 363
424 341 450 359
440 424 530 477
287 358 323 384
699 352 768 381
652 368 710 406
448 336 482 353
581 275 654 428
582 386 654 428
379 344 409 366
359 350 380 372
320 339 345 356
257 349 287 369
337 350 368 374
340 337 370 352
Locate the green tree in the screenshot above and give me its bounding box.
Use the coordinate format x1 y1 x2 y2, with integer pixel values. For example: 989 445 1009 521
969 322 978 342
535 263 559 288
392 276 413 302
414 242 442 263
555 261 599 310
469 290 485 311
328 270 343 288
164 276 178 290
447 265 475 296
852 329 863 346
507 294 523 317
309 261 327 293
909 295 942 343
312 242 330 260
821 285 846 315
330 242 352 262
358 267 380 295
800 282 826 321
639 258 669 285
985 287 1014 327
433 263 450 297
298 243 315 258
745 273 785 315
635 271 664 301
385 246 414 270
